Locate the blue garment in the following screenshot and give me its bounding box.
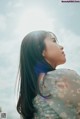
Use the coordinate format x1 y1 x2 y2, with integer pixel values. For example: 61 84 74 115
34 61 55 76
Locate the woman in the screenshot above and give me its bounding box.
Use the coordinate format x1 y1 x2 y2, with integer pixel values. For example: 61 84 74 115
17 30 80 119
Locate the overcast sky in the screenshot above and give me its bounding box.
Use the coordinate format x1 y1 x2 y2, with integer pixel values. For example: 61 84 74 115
0 0 80 118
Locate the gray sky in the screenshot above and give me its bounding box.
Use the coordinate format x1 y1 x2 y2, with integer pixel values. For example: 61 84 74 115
0 0 80 118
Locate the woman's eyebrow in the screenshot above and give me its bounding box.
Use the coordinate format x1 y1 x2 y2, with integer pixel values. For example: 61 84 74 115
51 37 59 43
51 37 56 40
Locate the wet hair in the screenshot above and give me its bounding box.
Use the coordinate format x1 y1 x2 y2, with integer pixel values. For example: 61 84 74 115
16 30 56 119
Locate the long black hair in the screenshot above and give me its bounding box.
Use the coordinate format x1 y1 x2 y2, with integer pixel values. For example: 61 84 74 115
16 30 55 119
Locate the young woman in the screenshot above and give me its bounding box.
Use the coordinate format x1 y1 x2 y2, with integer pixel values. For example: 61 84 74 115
17 30 80 119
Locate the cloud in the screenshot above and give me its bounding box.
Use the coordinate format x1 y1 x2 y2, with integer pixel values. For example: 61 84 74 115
13 2 24 8
0 15 6 31
14 7 56 40
7 0 24 8
0 95 19 119
0 37 20 118
57 28 80 74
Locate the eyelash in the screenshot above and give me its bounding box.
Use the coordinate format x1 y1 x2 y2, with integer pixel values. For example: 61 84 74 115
53 40 56 43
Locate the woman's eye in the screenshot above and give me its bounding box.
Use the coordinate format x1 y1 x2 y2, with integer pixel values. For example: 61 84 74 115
51 38 56 42
50 37 58 43
52 39 57 43
53 40 56 42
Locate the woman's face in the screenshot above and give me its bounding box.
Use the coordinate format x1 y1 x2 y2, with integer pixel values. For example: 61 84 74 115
42 33 66 68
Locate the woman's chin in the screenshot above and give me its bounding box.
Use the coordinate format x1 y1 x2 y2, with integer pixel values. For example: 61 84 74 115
62 58 66 64
59 58 66 65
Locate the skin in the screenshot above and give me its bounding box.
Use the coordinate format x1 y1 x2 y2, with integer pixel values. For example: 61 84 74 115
42 33 66 68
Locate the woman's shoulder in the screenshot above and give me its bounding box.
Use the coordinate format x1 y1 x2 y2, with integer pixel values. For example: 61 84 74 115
46 68 80 79
44 68 80 88
42 68 80 97
47 68 77 75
